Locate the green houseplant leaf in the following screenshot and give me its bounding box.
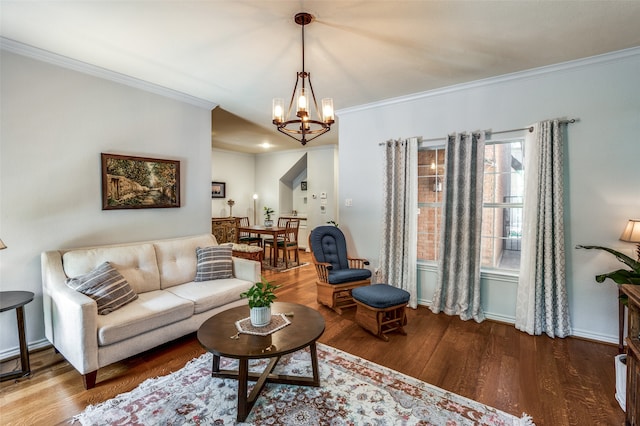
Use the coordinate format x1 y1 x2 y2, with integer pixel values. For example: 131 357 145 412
240 276 280 308
595 269 640 285
576 244 640 305
575 245 640 273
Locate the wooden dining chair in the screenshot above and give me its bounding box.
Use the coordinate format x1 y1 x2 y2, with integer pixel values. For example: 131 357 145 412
263 218 299 267
237 217 262 247
277 219 300 268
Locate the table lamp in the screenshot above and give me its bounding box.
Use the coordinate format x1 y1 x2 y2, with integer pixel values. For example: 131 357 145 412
620 219 640 261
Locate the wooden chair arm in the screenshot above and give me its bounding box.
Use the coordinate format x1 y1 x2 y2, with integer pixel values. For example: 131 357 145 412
313 262 332 283
347 256 370 269
310 252 333 283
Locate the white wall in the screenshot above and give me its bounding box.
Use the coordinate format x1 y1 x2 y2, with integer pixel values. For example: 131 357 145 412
254 146 337 232
211 145 337 253
211 149 256 219
337 48 640 343
0 50 214 356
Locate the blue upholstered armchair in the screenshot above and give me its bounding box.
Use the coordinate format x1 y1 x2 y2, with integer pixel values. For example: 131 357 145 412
308 225 372 314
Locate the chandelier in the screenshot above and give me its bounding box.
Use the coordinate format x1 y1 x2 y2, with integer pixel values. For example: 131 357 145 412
272 12 334 146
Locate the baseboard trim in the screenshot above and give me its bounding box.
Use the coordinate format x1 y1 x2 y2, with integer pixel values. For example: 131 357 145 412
416 300 616 344
0 338 51 363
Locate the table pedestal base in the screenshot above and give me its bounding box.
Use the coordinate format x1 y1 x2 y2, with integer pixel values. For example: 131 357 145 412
0 305 31 382
211 342 320 422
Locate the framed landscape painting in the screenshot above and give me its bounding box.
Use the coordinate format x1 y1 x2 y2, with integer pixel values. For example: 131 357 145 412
101 153 180 210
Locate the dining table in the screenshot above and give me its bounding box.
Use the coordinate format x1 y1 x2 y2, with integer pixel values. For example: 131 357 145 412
236 225 287 267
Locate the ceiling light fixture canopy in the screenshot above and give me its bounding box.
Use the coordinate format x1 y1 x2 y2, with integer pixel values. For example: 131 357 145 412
272 12 334 146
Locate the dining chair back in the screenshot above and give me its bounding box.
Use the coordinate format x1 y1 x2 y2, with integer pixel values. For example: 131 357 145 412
263 218 300 268
278 219 300 268
237 216 262 246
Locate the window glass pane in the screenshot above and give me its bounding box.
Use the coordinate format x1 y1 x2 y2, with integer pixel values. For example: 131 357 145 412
481 206 522 269
480 140 524 270
417 148 445 262
417 205 440 260
416 139 523 270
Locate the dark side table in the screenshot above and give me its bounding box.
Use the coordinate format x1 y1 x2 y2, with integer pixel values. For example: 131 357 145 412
1 291 34 381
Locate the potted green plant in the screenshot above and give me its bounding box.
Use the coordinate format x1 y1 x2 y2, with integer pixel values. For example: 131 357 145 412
240 276 280 327
263 206 275 227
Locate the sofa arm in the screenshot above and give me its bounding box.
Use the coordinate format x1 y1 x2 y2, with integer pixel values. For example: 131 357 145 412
41 250 99 375
231 256 260 283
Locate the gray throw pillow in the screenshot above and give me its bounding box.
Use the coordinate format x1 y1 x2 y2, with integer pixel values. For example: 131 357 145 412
194 244 233 281
66 261 138 315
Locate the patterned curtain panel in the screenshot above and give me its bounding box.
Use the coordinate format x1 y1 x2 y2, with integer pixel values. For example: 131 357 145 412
431 132 486 322
378 138 418 308
515 120 571 338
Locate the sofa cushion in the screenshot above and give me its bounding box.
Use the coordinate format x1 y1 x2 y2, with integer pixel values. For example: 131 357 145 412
62 243 160 294
96 290 194 346
66 262 138 315
167 278 254 314
194 244 233 281
154 234 218 289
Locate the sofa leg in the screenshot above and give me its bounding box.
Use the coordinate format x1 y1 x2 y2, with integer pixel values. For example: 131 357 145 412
83 371 97 389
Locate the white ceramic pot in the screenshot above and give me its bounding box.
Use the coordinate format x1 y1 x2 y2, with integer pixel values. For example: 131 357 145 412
264 219 274 228
250 306 271 327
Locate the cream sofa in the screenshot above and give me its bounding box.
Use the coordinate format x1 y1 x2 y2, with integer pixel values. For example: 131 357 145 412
41 233 260 389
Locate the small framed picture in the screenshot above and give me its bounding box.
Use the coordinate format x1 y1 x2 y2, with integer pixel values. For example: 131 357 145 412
211 182 226 198
301 181 307 191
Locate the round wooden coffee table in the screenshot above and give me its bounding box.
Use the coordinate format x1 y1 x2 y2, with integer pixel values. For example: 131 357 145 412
197 302 325 422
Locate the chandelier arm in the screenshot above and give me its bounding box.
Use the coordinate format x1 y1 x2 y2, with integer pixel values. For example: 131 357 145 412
286 74 301 119
306 74 322 122
278 118 329 133
278 127 309 146
301 127 330 143
277 126 330 146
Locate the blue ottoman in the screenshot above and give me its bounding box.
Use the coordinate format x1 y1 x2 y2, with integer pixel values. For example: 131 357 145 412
352 284 410 341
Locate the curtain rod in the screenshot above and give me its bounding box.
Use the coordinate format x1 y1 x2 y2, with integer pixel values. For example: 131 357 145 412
379 118 578 145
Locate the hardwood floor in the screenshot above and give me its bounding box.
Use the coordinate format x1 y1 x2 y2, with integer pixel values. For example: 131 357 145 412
0 251 625 425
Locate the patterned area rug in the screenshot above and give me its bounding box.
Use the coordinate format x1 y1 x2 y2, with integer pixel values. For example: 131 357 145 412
261 258 308 272
74 344 534 425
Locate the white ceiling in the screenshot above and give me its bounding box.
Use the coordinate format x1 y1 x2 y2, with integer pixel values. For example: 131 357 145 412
2 1 640 153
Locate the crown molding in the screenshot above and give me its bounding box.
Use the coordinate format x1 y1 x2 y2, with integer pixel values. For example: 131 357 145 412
0 37 217 110
338 46 640 116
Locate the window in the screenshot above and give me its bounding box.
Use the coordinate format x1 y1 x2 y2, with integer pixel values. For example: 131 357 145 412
417 138 524 271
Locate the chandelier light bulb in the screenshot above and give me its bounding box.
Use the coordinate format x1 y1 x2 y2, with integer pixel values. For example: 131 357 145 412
322 98 334 123
272 98 284 123
296 87 309 115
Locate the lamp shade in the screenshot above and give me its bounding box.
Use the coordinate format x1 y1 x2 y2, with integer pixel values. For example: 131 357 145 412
620 219 640 243
0 239 6 250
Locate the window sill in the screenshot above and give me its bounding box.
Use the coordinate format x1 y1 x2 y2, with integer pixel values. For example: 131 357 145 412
417 260 519 282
